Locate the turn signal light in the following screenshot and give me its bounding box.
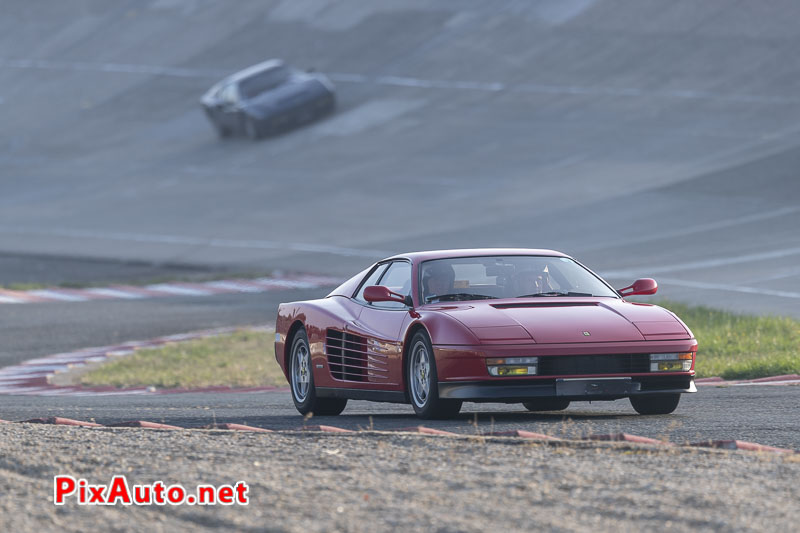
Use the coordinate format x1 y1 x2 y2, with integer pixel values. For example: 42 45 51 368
487 357 538 377
650 352 693 372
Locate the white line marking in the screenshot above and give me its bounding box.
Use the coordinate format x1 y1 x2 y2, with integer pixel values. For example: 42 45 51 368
7 364 69 373
253 278 318 289
145 284 212 296
602 246 800 278
655 277 800 300
373 75 505 92
27 290 88 302
2 57 798 104
0 227 390 258
84 287 145 299
0 276 338 306
0 58 225 78
206 281 265 293
756 268 800 283
581 206 800 252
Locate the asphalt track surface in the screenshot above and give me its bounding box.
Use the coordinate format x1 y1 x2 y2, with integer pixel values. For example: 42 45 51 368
1 1 799 449
2 385 799 450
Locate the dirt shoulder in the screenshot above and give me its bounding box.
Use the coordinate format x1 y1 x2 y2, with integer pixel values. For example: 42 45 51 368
1 425 797 532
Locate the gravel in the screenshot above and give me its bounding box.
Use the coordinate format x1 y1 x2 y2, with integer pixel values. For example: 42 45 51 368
1 425 797 532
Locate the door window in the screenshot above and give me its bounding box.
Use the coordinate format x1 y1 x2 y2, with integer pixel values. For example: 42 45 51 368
373 261 411 309
353 264 389 304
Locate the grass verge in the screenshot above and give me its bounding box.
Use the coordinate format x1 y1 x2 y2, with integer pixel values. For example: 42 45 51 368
79 329 286 389
654 300 800 380
78 302 799 389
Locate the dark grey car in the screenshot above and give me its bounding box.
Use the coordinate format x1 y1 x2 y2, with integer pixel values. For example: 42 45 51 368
200 59 336 139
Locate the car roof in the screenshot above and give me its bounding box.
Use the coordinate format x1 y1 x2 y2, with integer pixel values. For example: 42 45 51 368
221 59 287 86
383 248 570 263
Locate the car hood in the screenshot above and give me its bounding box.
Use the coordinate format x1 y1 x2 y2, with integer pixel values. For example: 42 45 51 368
431 299 690 343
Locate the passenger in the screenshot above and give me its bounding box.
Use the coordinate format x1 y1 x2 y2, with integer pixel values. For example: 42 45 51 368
513 267 555 296
422 263 456 301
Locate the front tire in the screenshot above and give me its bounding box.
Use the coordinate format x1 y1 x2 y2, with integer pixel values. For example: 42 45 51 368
630 394 681 415
214 124 232 138
243 116 263 140
406 331 461 419
289 329 347 416
522 398 570 412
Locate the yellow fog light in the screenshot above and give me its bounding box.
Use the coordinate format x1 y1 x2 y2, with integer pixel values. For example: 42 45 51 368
650 353 693 372
487 357 538 377
500 366 529 376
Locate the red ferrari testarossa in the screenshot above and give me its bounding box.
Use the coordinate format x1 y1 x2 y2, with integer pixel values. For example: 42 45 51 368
275 249 697 419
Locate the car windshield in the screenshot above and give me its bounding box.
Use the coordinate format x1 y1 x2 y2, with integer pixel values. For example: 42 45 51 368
238 66 291 99
419 256 618 303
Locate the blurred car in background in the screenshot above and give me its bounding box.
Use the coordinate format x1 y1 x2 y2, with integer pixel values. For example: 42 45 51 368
200 59 335 139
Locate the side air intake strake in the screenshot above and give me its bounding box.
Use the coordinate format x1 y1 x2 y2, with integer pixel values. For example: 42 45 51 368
325 329 389 382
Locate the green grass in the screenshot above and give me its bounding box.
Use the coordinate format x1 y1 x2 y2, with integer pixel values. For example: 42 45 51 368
78 302 800 389
79 329 286 389
3 282 52 291
653 300 800 380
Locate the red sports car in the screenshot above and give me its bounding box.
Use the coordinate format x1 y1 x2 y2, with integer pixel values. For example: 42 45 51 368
275 249 697 419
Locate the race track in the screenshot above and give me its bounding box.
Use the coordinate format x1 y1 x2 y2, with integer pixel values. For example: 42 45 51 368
1 383 799 450
1 0 798 313
0 0 798 496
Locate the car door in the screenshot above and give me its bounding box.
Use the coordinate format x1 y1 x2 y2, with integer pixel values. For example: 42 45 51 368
347 260 412 388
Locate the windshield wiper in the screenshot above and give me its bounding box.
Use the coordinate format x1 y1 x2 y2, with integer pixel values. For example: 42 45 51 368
517 291 594 298
426 293 499 303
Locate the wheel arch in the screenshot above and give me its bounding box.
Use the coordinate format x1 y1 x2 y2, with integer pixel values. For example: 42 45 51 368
284 320 307 377
401 322 431 402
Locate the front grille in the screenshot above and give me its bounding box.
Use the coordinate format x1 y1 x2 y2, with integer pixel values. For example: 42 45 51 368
538 354 651 376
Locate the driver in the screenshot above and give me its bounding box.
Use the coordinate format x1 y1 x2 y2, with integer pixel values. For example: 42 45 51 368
513 266 555 296
422 263 455 301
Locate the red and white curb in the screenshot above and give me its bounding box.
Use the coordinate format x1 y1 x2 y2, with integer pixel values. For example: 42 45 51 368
0 273 340 305
0 326 288 396
3 418 797 454
696 374 800 386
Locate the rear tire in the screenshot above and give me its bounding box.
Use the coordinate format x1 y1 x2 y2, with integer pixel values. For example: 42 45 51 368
630 394 680 415
406 331 462 419
522 398 570 412
289 329 347 416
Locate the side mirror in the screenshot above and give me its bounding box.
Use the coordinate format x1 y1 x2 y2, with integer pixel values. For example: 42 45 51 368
363 285 408 305
618 278 658 297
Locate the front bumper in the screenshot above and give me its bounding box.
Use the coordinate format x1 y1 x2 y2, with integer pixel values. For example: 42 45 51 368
438 376 696 402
